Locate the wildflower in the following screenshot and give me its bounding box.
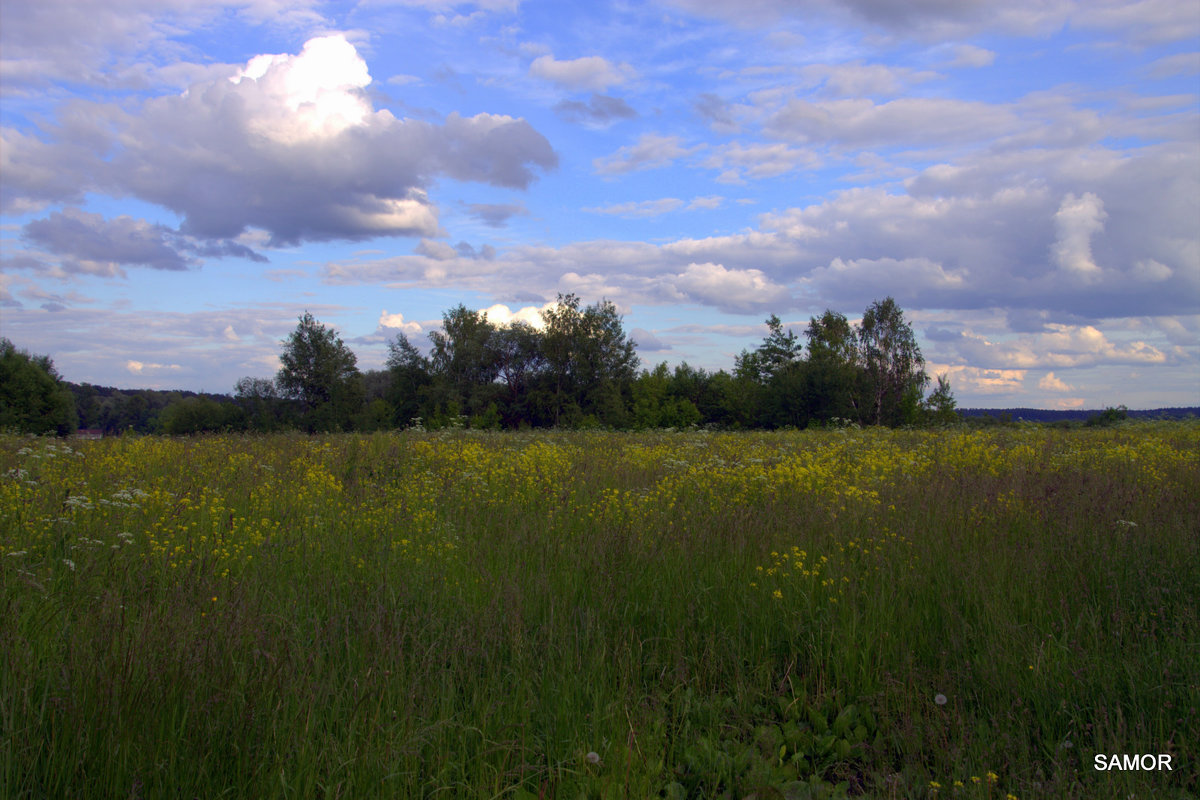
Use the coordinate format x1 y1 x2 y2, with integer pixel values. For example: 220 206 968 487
987 771 998 784
62 559 76 571
929 780 941 789
934 694 947 705
772 589 783 600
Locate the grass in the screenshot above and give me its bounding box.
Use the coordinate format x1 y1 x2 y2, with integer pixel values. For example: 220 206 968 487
1 423 1197 799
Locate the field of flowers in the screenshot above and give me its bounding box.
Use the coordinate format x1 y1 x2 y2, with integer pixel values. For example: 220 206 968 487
2 424 1198 799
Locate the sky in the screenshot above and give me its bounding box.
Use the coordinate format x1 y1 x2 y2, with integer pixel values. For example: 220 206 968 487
1 0 1198 410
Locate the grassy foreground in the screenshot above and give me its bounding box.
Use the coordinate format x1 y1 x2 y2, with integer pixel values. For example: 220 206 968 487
1 424 1197 799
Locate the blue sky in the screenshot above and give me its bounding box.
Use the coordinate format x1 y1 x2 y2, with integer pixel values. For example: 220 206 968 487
2 0 1197 409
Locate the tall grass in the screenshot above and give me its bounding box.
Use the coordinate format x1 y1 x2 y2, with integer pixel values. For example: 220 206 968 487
1 424 1197 798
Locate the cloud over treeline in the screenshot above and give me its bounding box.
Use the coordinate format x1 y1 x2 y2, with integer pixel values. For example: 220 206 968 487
2 34 557 250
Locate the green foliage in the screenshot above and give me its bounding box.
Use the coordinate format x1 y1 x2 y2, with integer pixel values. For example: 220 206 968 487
922 374 959 425
2 425 1197 798
1087 404 1129 427
276 312 363 432
0 338 77 435
159 396 246 434
857 297 928 426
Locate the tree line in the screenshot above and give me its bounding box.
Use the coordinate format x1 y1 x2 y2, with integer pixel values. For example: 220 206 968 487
1 295 961 435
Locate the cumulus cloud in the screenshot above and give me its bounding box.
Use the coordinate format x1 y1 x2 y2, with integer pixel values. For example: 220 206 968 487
22 209 194 275
954 324 1167 369
948 44 996 68
554 94 637 127
665 262 792 314
126 360 183 375
631 328 669 352
480 302 553 329
379 310 422 334
0 0 328 93
1038 371 1073 392
3 35 557 246
805 256 967 307
799 61 940 96
703 141 820 182
687 196 724 210
584 198 685 218
1146 51 1200 79
765 96 1017 149
529 54 636 91
466 202 528 228
18 207 265 277
1051 192 1107 282
934 365 1027 395
694 93 739 133
594 134 700 175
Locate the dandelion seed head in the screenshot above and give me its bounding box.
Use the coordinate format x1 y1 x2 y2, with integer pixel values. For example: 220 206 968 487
934 693 947 705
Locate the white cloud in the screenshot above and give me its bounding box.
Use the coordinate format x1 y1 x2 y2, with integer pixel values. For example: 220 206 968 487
799 61 940 96
1146 51 1200 78
1051 192 1107 282
765 96 1018 149
687 195 724 210
665 262 791 314
1135 259 1172 282
480 302 552 329
954 324 1167 369
0 0 328 93
703 141 820 182
584 198 684 218
3 36 557 245
934 365 1027 395
1038 371 1073 391
379 310 422 334
228 34 372 144
529 54 635 91
126 360 183 374
949 44 996 68
593 134 700 175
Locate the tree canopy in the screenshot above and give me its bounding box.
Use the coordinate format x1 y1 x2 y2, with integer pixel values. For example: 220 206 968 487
72 295 956 434
0 338 77 435
275 312 364 432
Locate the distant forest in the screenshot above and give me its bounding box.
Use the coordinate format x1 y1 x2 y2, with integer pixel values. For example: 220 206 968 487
3 296 1193 436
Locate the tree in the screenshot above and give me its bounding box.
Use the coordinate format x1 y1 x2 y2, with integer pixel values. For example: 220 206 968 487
276 312 363 432
923 374 959 425
804 310 862 424
491 321 546 425
538 294 638 427
385 333 432 427
0 338 77 435
160 396 245 434
856 297 928 426
235 376 290 431
427 305 501 419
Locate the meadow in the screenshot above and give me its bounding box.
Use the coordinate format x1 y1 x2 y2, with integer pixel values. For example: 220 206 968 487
1 423 1197 799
